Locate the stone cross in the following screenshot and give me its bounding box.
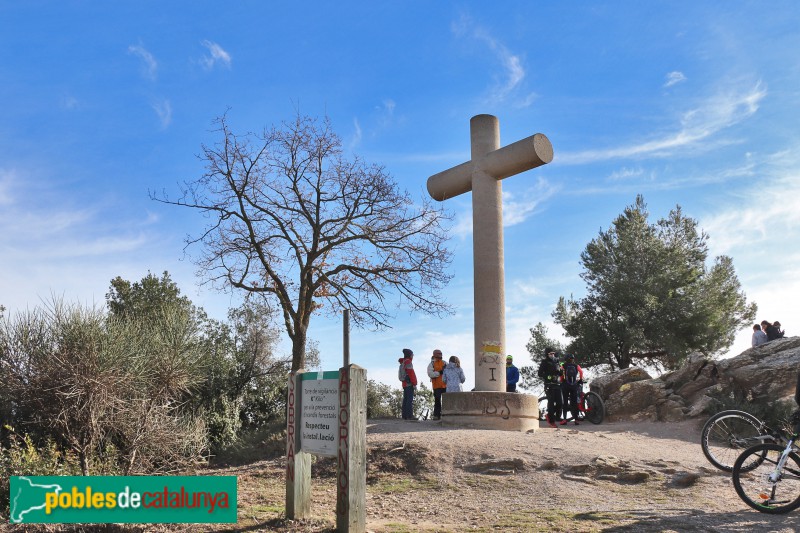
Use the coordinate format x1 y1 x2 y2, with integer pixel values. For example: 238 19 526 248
427 114 553 391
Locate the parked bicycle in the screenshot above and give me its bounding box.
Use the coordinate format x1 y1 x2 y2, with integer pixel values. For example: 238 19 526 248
731 411 800 514
538 381 605 425
701 409 781 472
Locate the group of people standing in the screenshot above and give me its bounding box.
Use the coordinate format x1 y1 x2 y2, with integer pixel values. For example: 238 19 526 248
537 347 585 428
752 320 786 347
398 348 466 420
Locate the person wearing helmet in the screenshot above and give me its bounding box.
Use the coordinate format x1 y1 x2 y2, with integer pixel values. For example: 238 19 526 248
506 355 519 392
560 354 584 425
537 347 563 428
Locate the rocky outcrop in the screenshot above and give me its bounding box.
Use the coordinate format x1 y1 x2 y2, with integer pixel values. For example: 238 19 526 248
592 337 800 422
591 367 652 400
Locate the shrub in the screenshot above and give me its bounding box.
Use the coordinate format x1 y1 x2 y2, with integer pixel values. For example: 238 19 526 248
707 389 798 431
0 427 81 517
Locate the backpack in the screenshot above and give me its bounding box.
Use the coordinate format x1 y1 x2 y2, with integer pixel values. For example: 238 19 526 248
398 361 407 382
563 362 579 386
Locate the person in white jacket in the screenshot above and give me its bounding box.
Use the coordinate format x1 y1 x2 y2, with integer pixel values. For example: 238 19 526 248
442 356 466 393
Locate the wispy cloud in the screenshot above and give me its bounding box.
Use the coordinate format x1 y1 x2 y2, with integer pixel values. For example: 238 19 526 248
503 178 558 226
703 150 800 255
128 44 158 81
377 99 396 127
608 167 646 181
452 15 531 107
451 177 558 238
200 40 232 70
701 148 800 357
349 99 399 150
348 118 362 151
561 82 767 165
664 71 687 88
151 99 172 128
516 92 539 108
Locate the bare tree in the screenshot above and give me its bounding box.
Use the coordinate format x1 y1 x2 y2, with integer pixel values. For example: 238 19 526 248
154 113 453 371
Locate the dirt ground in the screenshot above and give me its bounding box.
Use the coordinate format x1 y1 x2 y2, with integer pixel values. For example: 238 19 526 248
6 418 800 532
348 417 800 532
223 417 800 532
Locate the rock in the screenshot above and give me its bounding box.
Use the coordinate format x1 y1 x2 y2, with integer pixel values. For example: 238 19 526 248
671 472 700 487
658 400 687 422
592 367 653 400
601 336 800 422
630 405 658 422
606 380 668 420
563 464 593 476
539 460 559 471
464 457 527 474
616 471 650 483
685 395 716 418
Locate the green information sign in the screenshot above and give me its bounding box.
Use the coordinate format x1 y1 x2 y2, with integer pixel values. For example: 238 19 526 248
9 476 237 524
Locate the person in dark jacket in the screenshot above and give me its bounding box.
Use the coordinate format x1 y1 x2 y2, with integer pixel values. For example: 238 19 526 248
537 347 563 428
763 320 782 341
560 354 584 425
506 355 520 392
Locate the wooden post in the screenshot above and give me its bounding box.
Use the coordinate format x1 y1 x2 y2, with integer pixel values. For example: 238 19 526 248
285 370 311 519
336 364 366 533
343 309 350 368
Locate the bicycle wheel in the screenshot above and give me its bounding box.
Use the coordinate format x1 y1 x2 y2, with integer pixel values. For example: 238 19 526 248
538 396 548 421
732 443 800 514
701 410 769 472
583 391 604 424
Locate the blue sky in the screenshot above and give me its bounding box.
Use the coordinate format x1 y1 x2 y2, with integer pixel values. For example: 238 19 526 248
2 2 799 388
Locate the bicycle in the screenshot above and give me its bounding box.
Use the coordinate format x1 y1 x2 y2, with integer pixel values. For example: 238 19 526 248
700 409 780 472
538 381 605 425
731 412 800 514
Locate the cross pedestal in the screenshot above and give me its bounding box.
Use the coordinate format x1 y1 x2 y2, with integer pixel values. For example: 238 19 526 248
428 114 553 431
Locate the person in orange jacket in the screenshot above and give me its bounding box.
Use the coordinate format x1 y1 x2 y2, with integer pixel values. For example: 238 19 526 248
427 349 447 420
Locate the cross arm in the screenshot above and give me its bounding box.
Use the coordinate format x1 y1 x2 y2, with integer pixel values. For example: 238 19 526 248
426 133 553 202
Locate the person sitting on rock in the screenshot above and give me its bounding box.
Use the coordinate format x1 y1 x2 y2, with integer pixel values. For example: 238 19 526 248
537 347 563 428
560 354 584 425
752 323 768 347
763 320 782 342
774 321 785 339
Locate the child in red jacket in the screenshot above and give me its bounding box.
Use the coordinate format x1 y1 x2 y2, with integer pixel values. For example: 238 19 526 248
399 348 418 420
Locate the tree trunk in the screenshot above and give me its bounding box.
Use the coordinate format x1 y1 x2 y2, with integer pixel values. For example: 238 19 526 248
616 350 632 370
291 326 308 373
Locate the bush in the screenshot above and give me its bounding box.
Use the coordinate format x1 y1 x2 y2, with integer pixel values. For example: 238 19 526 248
414 383 434 420
706 390 798 431
0 299 208 476
366 379 401 418
0 427 82 518
210 421 287 466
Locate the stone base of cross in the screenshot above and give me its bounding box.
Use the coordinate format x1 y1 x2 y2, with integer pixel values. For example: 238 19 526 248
428 114 553 391
428 114 553 432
